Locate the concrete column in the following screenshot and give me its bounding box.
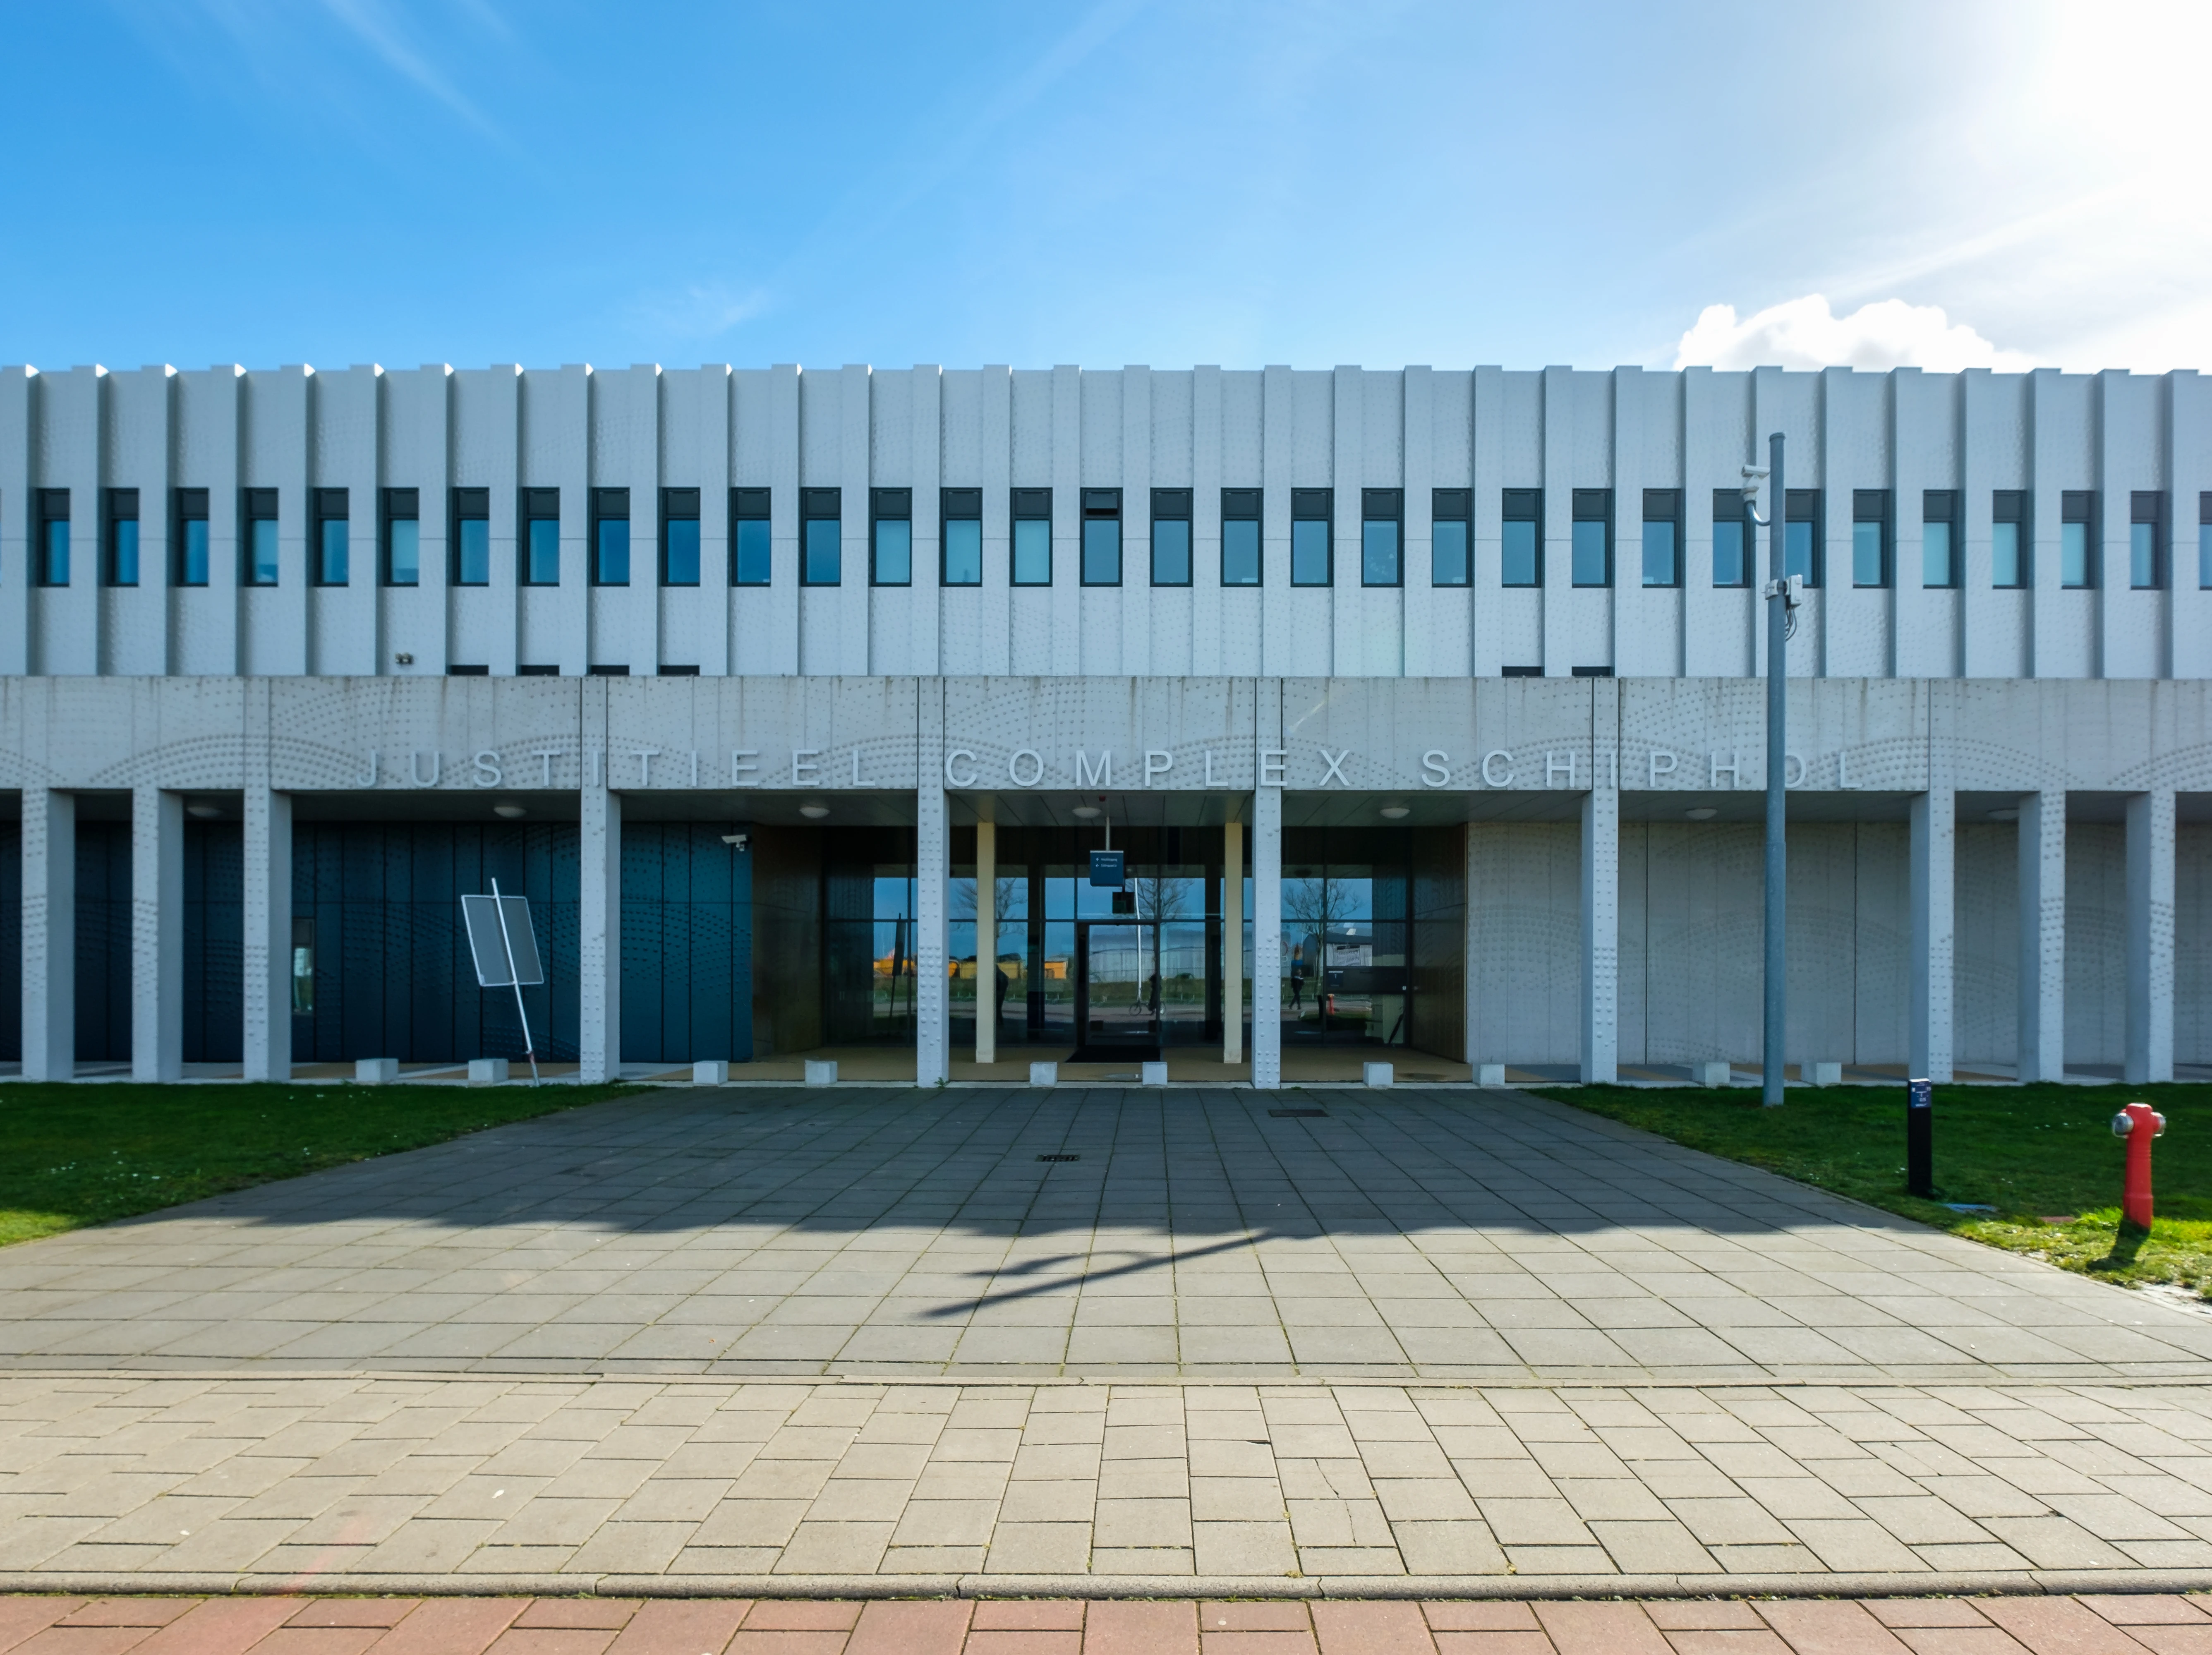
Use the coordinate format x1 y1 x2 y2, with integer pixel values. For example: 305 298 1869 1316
242 788 292 1082
2015 792 2066 1083
1251 787 1281 1087
579 785 621 1083
916 784 949 1086
130 787 185 1082
1580 784 1618 1084
1910 787 1956 1082
1223 819 1244 1066
974 818 995 1064
2126 788 2176 1085
22 789 76 1082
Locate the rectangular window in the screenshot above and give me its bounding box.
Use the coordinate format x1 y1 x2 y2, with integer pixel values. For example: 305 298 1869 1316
1992 491 2027 588
106 488 139 586
659 488 700 585
591 487 629 585
383 488 419 587
587 664 629 676
243 488 280 585
658 664 699 676
871 487 912 585
1786 489 1821 585
522 489 561 585
802 487 841 585
36 489 69 586
2131 491 2164 590
1501 489 1540 587
452 488 490 585
449 664 489 676
1850 489 1889 588
1011 488 1051 585
1149 488 1191 586
1431 489 1470 586
518 662 560 676
1221 489 1261 585
1501 664 1542 678
1919 490 1957 588
2200 492 2211 590
175 488 209 586
1640 489 1679 587
1711 489 1749 587
1570 489 1610 587
940 488 981 586
1361 489 1402 586
313 488 349 585
732 488 772 585
1291 489 1331 586
2061 491 2095 588
1080 489 1122 585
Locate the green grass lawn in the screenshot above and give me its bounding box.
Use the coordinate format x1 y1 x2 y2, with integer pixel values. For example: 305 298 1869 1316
0 1082 640 1248
1534 1082 2212 1299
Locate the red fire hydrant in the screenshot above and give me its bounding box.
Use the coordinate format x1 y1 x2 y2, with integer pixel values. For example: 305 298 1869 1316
2111 1101 2167 1229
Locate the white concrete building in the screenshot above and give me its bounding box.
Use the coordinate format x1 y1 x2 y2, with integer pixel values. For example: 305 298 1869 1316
0 361 2205 1087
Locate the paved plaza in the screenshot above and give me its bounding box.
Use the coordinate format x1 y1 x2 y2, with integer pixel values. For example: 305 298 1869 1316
1 1087 2207 1384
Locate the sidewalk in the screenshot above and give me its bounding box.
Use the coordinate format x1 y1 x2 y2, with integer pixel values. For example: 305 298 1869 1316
4 1591 2211 1653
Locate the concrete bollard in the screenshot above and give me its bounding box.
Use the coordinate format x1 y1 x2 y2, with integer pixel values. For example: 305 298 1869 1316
1696 1061 1731 1088
467 1057 509 1086
1141 1060 1168 1087
803 1059 838 1086
1363 1062 1394 1088
1029 1061 1059 1087
1476 1063 1506 1086
1807 1061 1841 1087
356 1058 400 1085
693 1060 730 1086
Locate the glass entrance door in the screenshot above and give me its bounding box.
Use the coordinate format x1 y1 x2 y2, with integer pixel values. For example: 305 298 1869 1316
1075 922 1159 1056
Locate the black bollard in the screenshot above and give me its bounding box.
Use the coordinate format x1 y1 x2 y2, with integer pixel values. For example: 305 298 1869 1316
1906 1077 1934 1197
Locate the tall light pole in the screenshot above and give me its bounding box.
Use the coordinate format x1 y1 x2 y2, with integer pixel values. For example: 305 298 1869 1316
1744 434 1798 1108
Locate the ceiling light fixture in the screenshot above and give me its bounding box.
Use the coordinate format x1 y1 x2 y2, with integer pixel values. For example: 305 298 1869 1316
798 804 829 820
492 804 527 819
1988 807 2019 822
1071 805 1101 819
1378 805 1410 820
185 803 223 819
1685 807 1718 821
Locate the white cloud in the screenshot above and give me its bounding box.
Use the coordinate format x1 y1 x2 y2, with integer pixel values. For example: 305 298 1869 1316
1674 294 2035 373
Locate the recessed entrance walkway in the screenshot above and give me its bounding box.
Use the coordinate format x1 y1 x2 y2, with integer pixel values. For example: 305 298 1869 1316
1 1088 2205 1384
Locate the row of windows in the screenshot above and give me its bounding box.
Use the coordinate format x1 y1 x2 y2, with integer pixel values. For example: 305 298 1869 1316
24 487 2212 594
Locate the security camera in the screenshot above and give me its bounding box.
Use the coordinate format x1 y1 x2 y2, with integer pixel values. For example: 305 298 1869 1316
721 832 749 850
1739 464 1769 501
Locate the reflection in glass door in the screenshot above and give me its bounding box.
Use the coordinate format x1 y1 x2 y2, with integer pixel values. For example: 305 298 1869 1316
1076 922 1159 1055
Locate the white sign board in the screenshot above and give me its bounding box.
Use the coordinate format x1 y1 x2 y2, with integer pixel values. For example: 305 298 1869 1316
461 894 544 988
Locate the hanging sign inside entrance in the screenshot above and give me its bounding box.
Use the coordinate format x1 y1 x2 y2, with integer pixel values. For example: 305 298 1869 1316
1089 849 1126 889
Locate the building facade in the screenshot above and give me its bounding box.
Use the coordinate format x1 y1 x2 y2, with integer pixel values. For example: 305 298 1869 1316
0 361 2206 1085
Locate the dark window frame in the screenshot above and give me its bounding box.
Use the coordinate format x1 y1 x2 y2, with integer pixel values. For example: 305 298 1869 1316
34 489 70 588
382 487 420 588
1851 489 1891 589
731 487 772 586
661 486 702 587
1501 664 1542 678
174 487 210 588
1220 488 1262 586
1920 489 1958 590
1148 487 1192 587
1711 488 1750 588
1360 487 1402 588
1786 489 1824 588
1500 489 1541 588
1430 489 1471 587
451 487 491 587
1290 488 1332 587
2200 491 2212 592
1570 489 1612 588
312 487 350 587
2061 491 2097 589
105 487 140 588
518 662 560 676
2131 491 2166 590
242 487 280 586
939 487 982 587
1640 489 1680 588
448 664 489 676
870 487 913 587
1992 491 2029 589
590 487 630 587
521 488 561 586
1010 488 1052 587
1080 487 1123 587
800 487 842 586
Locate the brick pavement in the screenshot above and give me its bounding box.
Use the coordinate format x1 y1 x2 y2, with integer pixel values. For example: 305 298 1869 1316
2 1089 2207 1384
5 1591 2212 1653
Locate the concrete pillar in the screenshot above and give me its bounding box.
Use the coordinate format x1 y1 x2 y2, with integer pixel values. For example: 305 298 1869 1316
242 788 292 1082
1251 787 1281 1087
579 785 621 1083
130 787 185 1082
2126 788 2176 1085
22 789 75 1082
1223 819 1244 1066
975 818 995 1064
2015 792 2065 1083
1910 787 1956 1082
1580 784 1618 1084
916 784 949 1085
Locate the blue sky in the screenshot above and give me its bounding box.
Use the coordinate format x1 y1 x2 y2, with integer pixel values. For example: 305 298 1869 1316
5 0 2207 374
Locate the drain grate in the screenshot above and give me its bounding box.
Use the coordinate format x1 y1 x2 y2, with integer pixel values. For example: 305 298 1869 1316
1036 1152 1081 1163
1269 1108 1328 1119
